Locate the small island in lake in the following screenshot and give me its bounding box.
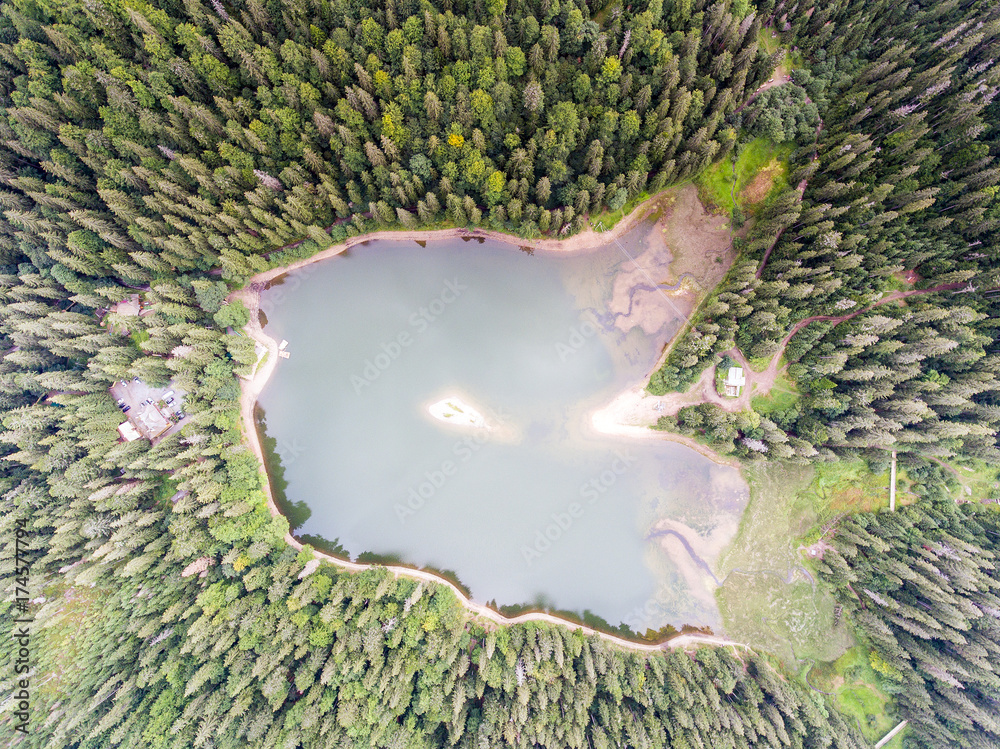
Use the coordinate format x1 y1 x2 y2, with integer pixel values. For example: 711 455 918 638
427 396 491 430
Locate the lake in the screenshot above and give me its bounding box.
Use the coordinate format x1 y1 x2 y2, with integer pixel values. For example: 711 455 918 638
255 223 748 632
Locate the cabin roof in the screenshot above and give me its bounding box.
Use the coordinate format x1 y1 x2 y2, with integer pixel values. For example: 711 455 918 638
725 367 746 387
118 421 141 441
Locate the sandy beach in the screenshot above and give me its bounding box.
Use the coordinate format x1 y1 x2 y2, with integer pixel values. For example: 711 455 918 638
589 376 741 467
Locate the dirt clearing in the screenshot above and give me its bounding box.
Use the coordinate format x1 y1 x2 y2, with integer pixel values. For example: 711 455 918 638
658 184 736 290
739 159 785 206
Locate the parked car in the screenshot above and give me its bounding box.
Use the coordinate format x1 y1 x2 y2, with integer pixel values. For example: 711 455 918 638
117 399 125 407
122 405 131 412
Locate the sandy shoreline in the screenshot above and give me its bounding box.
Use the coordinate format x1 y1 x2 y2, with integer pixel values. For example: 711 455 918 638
590 389 739 467
229 193 745 653
589 380 740 468
241 189 669 287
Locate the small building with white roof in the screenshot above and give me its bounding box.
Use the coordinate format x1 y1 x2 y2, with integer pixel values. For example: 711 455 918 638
725 367 746 397
118 421 141 441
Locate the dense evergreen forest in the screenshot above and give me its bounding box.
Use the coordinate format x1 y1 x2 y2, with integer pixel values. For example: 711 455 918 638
652 0 1000 469
819 502 1000 749
0 0 997 745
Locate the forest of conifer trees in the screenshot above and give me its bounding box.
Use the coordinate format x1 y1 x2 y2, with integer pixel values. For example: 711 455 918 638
653 0 1000 469
819 502 1000 749
0 0 998 745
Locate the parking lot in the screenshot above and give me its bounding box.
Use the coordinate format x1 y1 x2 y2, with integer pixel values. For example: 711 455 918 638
110 378 189 443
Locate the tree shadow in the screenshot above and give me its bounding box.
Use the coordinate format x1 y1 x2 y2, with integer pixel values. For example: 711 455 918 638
254 404 311 530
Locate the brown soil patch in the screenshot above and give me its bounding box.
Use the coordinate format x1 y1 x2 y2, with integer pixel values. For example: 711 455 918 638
739 159 784 206
827 485 885 514
829 489 868 513
659 184 735 291
598 184 733 340
801 539 834 561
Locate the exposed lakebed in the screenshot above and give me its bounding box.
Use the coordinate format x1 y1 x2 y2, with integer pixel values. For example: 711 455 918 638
255 216 748 631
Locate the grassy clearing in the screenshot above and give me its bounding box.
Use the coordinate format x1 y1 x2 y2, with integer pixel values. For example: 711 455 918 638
697 138 792 216
130 328 150 347
716 463 855 664
716 459 898 661
591 1 621 27
802 461 895 517
808 647 905 746
935 458 1000 503
588 190 656 233
758 27 781 55
34 582 105 701
698 160 738 215
713 365 727 396
879 727 907 749
717 460 909 738
751 369 799 414
884 273 911 293
154 475 180 507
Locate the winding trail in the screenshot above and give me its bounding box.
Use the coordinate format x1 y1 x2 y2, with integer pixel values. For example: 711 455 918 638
744 280 975 396
745 280 975 394
734 62 792 116
772 280 971 350
230 213 750 656
927 455 976 502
